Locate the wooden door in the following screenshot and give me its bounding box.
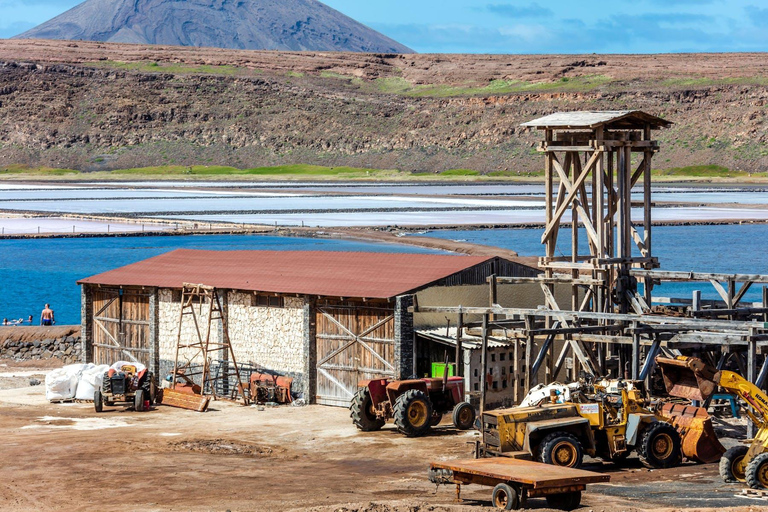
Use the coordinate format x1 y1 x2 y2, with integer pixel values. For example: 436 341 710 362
92 288 151 367
315 303 396 406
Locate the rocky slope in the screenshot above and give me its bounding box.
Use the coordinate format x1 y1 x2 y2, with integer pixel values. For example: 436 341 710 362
0 40 767 173
13 0 412 53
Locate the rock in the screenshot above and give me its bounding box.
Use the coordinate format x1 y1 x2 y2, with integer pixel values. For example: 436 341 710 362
32 340 41 347
29 378 41 386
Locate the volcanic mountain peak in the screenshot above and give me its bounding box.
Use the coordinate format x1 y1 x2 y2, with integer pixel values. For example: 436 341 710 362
14 0 413 53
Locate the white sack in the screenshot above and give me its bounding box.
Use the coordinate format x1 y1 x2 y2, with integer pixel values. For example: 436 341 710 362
45 363 91 401
75 364 110 400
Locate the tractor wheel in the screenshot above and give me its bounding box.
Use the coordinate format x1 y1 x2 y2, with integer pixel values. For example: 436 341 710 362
134 389 145 412
452 402 476 430
94 389 103 413
638 421 682 469
349 387 386 432
491 483 521 510
746 452 768 489
546 491 582 511
539 432 583 468
720 445 749 483
393 389 433 437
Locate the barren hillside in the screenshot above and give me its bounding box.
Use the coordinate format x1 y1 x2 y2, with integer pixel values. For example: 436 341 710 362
1 39 767 174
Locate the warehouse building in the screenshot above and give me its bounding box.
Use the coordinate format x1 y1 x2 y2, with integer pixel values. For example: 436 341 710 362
78 249 538 406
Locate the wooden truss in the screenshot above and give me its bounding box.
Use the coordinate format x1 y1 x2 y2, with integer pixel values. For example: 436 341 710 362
539 125 658 315
171 282 250 405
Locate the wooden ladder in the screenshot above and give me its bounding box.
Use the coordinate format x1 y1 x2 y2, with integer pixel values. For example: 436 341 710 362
171 282 250 405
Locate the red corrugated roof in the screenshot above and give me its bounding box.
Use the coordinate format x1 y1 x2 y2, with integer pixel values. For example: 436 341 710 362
78 249 497 299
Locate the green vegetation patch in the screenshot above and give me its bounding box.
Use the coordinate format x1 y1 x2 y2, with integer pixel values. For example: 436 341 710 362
110 164 396 177
654 165 749 178
0 164 79 175
439 169 480 176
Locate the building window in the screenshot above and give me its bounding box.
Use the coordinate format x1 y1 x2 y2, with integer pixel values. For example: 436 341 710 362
256 295 284 308
509 365 514 373
492 381 498 390
474 383 479 391
509 352 514 360
491 353 496 362
474 368 478 378
502 380 508 389
500 353 506 361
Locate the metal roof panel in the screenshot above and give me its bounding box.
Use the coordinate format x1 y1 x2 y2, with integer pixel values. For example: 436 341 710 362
521 110 672 129
78 249 503 299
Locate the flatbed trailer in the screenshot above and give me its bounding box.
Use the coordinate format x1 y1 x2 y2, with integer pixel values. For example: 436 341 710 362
429 458 610 510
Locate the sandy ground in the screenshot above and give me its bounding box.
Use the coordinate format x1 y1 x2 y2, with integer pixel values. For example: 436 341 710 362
0 365 763 512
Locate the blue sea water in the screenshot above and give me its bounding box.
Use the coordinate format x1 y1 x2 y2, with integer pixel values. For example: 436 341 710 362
0 235 443 325
421 224 768 305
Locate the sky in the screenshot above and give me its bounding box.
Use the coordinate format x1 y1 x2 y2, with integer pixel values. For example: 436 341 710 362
2 0 768 54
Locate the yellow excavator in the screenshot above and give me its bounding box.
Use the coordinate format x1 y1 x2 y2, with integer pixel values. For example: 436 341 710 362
656 355 768 489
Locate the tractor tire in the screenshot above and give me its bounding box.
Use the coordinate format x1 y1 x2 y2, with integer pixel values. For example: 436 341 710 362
720 445 749 483
393 389 433 437
539 432 583 468
134 389 145 412
349 387 386 432
546 491 582 511
452 402 476 431
746 452 768 489
638 421 682 469
491 483 521 510
94 389 103 413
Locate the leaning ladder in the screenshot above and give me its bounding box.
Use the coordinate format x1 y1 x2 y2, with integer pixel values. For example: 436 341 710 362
171 282 250 405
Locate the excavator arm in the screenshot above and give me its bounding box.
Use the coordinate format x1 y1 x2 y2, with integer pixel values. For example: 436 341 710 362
656 355 768 429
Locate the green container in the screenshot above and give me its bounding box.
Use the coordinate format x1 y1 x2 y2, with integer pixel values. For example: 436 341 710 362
431 362 455 378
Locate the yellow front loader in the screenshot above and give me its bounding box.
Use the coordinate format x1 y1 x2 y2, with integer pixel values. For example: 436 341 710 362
656 356 768 488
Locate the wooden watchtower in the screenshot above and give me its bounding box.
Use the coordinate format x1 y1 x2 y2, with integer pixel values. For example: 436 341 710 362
521 111 672 315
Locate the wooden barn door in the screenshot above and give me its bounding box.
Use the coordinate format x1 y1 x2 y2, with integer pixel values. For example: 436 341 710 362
315 303 396 406
92 288 151 367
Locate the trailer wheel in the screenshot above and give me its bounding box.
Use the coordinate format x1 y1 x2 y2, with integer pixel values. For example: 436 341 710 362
452 402 476 430
746 452 768 489
491 483 520 510
720 445 749 483
539 432 583 468
350 387 386 431
546 491 582 510
393 389 433 437
94 389 103 413
638 421 682 469
134 389 145 412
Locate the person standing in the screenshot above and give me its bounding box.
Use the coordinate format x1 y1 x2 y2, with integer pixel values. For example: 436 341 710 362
40 304 55 326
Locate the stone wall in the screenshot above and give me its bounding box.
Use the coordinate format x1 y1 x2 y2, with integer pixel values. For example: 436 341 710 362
0 326 82 364
157 288 222 373
227 292 308 395
155 289 309 397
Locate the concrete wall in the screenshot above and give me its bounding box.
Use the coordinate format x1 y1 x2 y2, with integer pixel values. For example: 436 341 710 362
414 283 578 328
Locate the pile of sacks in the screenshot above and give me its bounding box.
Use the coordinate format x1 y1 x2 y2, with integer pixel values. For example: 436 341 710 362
45 363 110 402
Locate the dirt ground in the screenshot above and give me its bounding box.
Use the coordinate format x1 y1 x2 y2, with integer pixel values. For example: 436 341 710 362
0 366 764 512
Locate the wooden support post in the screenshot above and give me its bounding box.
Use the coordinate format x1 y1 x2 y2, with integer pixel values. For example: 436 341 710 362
480 313 489 420
631 322 641 380
748 329 757 438
489 275 497 321
692 290 702 313
525 315 535 390
456 309 464 378
513 335 520 403
763 286 768 323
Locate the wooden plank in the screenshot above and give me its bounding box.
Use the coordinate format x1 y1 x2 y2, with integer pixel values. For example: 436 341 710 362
630 270 768 284
161 389 210 412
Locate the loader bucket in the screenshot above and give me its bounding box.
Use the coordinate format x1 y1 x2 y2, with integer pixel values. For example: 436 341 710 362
658 403 726 464
655 356 719 402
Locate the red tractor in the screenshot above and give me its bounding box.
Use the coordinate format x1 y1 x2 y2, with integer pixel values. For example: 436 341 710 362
350 376 475 437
